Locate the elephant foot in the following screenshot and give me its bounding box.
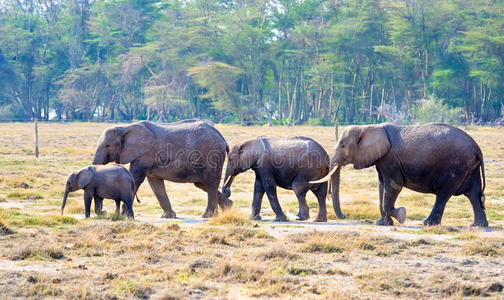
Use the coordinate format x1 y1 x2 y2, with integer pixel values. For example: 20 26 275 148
423 216 441 226
394 207 407 224
274 214 288 222
336 212 346 219
222 199 234 210
250 214 262 221
161 210 177 219
202 209 218 218
314 215 327 222
97 210 107 216
470 219 488 227
296 213 309 221
375 216 394 226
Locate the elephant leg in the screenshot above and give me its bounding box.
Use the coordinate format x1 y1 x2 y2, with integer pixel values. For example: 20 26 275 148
147 176 176 219
84 189 93 218
261 176 287 222
194 182 219 218
464 173 488 227
94 195 105 216
122 193 134 219
114 200 121 216
251 177 265 220
311 182 328 222
292 178 310 221
381 184 405 226
375 174 392 225
424 194 451 226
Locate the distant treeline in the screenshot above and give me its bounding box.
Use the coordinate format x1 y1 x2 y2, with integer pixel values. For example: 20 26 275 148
0 0 503 125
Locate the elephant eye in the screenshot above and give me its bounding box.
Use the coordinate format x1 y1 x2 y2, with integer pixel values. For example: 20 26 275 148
105 144 110 148
341 144 345 148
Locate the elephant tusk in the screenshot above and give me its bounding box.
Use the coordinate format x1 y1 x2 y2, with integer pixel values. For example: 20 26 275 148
223 176 232 187
310 165 339 184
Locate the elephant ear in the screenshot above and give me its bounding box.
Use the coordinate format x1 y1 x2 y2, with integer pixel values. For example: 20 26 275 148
118 123 155 164
77 167 95 189
353 127 390 170
238 138 264 170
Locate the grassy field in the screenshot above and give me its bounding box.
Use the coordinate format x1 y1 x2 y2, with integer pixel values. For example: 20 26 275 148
0 122 503 299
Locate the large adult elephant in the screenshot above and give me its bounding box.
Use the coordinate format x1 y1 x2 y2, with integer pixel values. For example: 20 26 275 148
311 123 488 227
92 120 232 218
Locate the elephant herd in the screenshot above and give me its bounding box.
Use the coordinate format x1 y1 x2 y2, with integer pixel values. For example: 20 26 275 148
61 119 488 227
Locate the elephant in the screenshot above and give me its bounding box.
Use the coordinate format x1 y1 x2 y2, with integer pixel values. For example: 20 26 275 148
61 164 139 218
222 136 342 222
92 119 232 219
311 123 488 227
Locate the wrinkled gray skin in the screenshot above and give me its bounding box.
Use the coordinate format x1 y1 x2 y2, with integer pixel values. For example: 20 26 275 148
312 123 488 227
222 136 338 222
61 164 137 218
92 120 232 219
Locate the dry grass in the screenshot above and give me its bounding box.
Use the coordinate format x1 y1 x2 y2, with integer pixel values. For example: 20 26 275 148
208 209 252 226
0 122 503 298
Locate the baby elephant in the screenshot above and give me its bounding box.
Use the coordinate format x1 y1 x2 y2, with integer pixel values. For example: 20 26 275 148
222 136 337 222
61 164 138 219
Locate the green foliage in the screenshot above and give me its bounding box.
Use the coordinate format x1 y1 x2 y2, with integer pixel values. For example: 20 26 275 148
0 0 503 124
412 97 463 124
307 118 326 126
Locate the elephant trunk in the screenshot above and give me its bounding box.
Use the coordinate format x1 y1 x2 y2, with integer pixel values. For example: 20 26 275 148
92 148 106 165
222 174 235 198
331 165 346 219
61 188 69 216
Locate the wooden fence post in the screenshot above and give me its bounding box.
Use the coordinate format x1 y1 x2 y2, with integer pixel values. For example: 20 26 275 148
334 119 339 141
34 118 39 158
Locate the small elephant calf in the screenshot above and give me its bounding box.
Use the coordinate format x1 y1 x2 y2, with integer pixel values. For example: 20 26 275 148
61 164 139 219
222 136 334 222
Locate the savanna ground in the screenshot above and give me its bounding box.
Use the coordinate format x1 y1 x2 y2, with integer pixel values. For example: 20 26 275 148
0 122 503 299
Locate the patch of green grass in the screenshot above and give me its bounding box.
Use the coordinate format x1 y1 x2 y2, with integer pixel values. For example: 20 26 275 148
7 191 43 200
0 208 78 228
487 210 504 220
22 215 78 227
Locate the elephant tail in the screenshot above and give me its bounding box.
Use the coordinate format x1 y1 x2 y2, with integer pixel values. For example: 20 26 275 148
132 181 141 203
479 154 486 209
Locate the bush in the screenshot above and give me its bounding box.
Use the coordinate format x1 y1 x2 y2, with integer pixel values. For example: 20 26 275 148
0 105 24 121
307 117 326 126
412 96 463 124
270 118 281 126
